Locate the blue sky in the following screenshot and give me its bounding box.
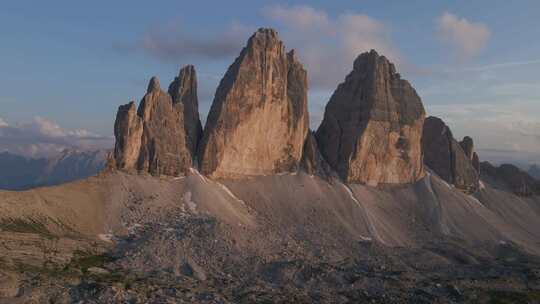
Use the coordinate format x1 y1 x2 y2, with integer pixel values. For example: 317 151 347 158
1 1 540 164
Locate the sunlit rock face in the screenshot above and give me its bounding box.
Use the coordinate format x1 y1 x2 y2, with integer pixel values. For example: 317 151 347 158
316 50 426 185
198 28 309 178
114 76 193 176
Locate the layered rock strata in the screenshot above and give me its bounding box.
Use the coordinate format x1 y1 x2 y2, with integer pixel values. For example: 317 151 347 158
114 76 194 176
168 65 202 157
198 28 309 178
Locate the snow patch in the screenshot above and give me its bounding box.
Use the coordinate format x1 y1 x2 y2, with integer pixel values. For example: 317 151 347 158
358 235 372 242
189 168 208 183
479 180 486 190
216 182 246 206
468 195 484 207
127 223 142 235
341 184 360 205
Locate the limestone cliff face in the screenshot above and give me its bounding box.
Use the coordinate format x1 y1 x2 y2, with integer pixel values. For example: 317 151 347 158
315 50 425 185
114 101 143 170
114 76 193 176
168 65 202 157
198 28 309 178
422 117 479 193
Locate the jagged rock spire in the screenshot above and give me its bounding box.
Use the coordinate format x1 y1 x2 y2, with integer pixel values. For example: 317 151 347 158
114 76 192 176
198 28 309 178
168 65 202 157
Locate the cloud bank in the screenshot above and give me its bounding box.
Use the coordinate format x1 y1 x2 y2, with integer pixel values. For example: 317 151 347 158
437 12 490 59
0 117 113 157
428 102 540 165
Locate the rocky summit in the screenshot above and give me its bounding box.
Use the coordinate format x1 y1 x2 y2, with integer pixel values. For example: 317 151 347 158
316 50 425 185
114 76 195 176
422 116 480 193
198 28 309 178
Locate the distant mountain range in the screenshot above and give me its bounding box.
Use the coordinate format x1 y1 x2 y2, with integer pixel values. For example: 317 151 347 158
530 164 540 179
0 149 108 190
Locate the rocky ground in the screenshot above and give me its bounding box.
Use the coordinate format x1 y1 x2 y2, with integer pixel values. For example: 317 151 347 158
0 171 539 303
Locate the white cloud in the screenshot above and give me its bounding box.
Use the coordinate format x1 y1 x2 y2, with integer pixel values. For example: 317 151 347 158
263 5 399 90
120 21 252 62
0 117 113 157
437 12 490 59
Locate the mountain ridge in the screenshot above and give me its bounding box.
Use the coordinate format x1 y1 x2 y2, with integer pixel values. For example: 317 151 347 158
0 149 107 190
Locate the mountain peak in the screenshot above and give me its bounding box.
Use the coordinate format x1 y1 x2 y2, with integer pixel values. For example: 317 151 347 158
147 76 161 93
198 28 308 178
316 50 425 185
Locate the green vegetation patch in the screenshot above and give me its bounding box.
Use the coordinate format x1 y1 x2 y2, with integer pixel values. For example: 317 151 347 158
0 218 56 239
70 249 114 272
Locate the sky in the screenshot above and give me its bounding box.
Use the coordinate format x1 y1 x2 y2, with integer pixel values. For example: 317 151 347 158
1 0 540 165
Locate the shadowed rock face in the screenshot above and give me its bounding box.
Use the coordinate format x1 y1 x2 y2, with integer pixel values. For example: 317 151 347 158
459 136 474 160
168 65 202 157
114 77 192 176
301 131 332 177
481 162 540 196
198 28 309 178
316 50 425 185
422 117 479 193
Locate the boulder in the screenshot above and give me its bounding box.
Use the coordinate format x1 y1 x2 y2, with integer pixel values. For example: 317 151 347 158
316 50 425 185
422 117 479 193
168 65 202 157
198 28 309 178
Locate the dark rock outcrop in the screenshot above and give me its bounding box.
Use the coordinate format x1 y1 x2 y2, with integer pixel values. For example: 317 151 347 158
301 131 332 177
114 76 193 176
168 65 202 157
422 117 479 193
459 136 474 160
481 162 540 196
316 50 425 185
198 28 309 178
459 136 480 172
